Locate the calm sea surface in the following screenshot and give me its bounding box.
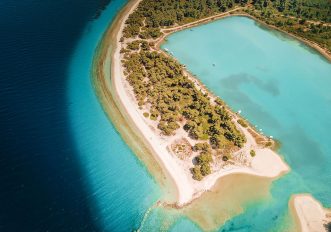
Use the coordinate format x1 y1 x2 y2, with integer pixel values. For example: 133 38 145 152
0 0 160 231
163 16 331 231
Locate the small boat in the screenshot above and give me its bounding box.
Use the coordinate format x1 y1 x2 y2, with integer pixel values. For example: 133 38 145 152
259 128 262 131
269 136 273 139
238 110 242 114
164 48 169 52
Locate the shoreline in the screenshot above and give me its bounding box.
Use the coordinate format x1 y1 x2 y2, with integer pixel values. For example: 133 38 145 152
92 0 179 203
98 0 289 207
91 0 331 229
289 194 331 232
155 10 331 62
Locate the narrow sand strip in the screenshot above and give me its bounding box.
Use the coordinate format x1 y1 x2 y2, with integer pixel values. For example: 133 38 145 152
290 194 331 232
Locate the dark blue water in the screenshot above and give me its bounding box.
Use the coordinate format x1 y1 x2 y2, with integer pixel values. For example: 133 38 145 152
0 0 146 231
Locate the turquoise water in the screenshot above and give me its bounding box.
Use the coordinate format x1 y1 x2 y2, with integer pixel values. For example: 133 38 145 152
163 16 331 231
67 1 161 231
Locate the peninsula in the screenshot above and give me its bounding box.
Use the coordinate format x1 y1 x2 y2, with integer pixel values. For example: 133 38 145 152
111 0 290 205
94 0 331 230
291 194 331 232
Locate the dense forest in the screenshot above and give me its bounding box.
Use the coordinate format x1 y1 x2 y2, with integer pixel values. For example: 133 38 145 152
123 0 331 50
122 49 246 179
247 0 331 50
120 0 330 180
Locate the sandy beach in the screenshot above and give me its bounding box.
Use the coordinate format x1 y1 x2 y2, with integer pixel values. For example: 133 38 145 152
290 194 331 232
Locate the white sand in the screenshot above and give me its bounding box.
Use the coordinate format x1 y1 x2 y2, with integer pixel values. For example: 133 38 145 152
291 194 330 232
110 0 289 206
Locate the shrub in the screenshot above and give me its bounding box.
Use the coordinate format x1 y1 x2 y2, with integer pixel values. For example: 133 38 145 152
120 48 129 54
196 152 213 165
250 150 256 157
222 155 229 161
214 98 224 106
192 166 203 181
150 115 157 121
127 40 141 50
265 141 272 147
200 163 211 176
143 112 149 118
237 119 248 128
193 142 211 152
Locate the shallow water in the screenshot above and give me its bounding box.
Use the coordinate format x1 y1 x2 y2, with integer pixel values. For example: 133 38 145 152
163 16 331 231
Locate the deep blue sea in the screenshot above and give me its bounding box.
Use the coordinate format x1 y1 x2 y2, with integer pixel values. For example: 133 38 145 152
0 0 159 231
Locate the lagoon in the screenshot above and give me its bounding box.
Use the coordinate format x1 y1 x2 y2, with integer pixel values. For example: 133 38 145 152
162 16 331 230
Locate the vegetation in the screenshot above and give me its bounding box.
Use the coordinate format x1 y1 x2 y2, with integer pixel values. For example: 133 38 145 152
122 0 331 51
122 50 246 146
265 141 273 147
193 151 212 179
237 119 248 128
120 0 331 180
193 142 211 152
324 222 331 232
250 149 256 157
171 139 192 159
192 165 203 181
245 6 331 51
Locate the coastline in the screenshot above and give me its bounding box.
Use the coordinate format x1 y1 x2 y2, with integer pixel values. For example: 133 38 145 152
289 194 331 232
90 0 331 230
155 10 331 63
92 0 179 203
98 0 289 207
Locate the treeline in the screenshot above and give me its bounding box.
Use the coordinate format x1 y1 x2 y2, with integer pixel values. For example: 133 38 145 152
253 0 331 22
123 0 330 51
249 0 331 51
123 0 249 39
